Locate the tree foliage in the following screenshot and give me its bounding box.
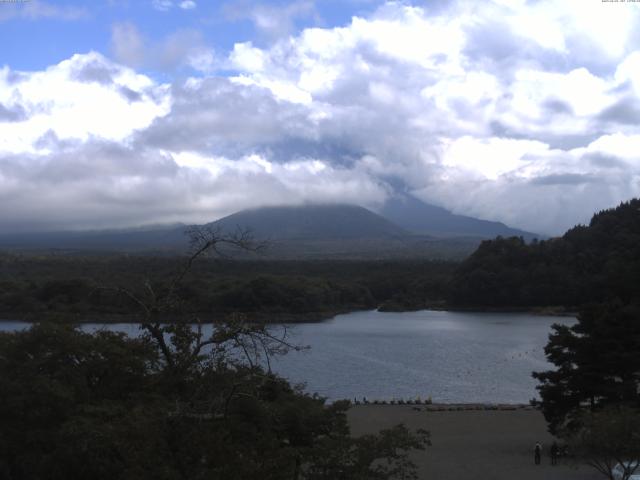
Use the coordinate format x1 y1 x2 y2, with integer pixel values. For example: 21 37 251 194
0 255 454 320
0 227 430 480
566 406 640 480
533 302 640 435
450 199 640 307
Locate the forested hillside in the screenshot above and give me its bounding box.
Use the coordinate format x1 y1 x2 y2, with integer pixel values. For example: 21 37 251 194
3 199 638 319
0 256 454 321
450 199 640 307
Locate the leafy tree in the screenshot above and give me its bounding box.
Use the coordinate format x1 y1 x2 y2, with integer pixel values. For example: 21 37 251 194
0 227 430 479
533 302 640 435
565 406 640 480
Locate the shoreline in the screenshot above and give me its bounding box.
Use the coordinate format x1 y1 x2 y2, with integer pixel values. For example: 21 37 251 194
0 305 576 324
380 303 578 317
0 308 360 325
352 402 537 411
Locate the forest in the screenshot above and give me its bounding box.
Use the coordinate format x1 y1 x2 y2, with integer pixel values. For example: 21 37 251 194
1 199 639 321
449 198 640 308
0 255 454 322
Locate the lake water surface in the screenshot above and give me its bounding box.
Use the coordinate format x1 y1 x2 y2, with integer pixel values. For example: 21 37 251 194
0 309 572 404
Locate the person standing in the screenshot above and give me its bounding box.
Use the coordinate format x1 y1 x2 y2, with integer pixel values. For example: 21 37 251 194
550 441 559 466
534 442 542 465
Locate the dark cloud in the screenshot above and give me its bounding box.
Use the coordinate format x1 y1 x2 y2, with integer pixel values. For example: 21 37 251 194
70 59 118 84
0 140 179 186
0 103 27 122
542 134 601 151
136 78 314 155
585 152 629 170
543 98 573 115
33 130 76 150
4 70 29 84
530 173 598 186
462 19 570 76
118 86 143 102
464 20 521 64
597 97 640 125
489 120 598 150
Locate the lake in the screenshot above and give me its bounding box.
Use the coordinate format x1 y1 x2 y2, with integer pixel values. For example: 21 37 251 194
0 309 572 404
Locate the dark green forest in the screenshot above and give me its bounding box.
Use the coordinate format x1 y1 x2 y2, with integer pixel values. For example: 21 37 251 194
450 198 640 308
0 317 429 480
1 198 639 320
0 256 454 322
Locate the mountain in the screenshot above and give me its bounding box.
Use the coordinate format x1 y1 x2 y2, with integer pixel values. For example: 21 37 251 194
0 204 480 259
209 204 407 240
207 204 459 259
0 202 538 259
379 194 540 240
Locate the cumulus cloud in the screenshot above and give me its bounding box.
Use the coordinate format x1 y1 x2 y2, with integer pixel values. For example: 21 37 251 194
2 0 640 234
0 52 169 155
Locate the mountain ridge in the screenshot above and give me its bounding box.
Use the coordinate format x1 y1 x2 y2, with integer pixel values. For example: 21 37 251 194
379 194 540 240
0 202 541 259
208 204 409 240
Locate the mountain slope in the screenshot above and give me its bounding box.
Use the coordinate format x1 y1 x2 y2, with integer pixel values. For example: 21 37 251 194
210 204 408 240
380 194 540 240
0 202 535 260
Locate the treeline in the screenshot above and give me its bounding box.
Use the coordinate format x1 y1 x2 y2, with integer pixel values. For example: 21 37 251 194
450 199 640 308
4 198 637 319
0 256 455 321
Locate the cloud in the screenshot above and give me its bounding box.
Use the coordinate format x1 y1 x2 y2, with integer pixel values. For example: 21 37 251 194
135 77 316 155
0 0 88 22
0 52 169 155
110 22 216 72
598 97 640 125
530 173 597 186
0 103 27 122
3 1 640 235
152 0 197 11
223 0 318 39
110 22 146 68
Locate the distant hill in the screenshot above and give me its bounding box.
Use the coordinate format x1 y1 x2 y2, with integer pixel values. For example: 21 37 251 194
450 198 640 307
380 194 540 240
209 204 407 240
0 226 187 252
0 202 540 260
208 204 478 260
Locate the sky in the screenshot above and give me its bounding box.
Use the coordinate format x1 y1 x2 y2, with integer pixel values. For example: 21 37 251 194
1 0 640 235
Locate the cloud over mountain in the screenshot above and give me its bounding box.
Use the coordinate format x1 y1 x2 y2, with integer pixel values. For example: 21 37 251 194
1 1 639 234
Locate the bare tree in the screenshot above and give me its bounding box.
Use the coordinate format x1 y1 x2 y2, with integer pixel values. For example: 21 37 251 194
99 226 299 373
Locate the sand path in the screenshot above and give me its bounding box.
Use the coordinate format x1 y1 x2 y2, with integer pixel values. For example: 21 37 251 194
348 405 602 480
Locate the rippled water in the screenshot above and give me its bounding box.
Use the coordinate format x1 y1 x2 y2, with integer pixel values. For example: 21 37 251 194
269 310 573 403
0 310 573 403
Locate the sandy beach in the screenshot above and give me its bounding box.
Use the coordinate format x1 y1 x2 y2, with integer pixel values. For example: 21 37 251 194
348 405 601 480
